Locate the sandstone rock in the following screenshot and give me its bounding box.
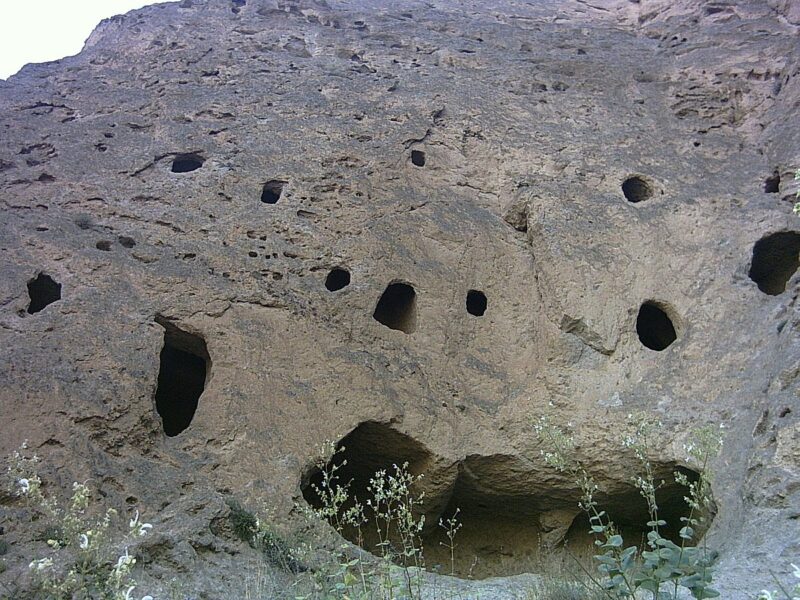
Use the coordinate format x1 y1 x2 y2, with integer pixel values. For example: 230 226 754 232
0 0 798 596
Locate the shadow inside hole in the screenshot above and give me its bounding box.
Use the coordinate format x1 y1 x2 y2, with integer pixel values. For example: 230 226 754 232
748 231 800 295
763 171 780 194
411 150 426 167
636 302 677 351
261 180 287 204
301 423 710 580
171 153 204 173
154 318 210 436
27 273 61 314
466 290 487 316
373 282 417 333
325 268 351 291
622 176 653 203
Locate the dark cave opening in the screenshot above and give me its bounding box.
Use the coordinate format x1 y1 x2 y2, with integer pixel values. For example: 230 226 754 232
466 290 487 316
261 180 286 204
763 171 780 194
301 425 710 579
748 231 800 295
411 149 426 167
636 302 678 351
325 267 351 291
171 153 204 173
154 320 210 437
26 273 61 314
622 176 653 203
373 282 417 333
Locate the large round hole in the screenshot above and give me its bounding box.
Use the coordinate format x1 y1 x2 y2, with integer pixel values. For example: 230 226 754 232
466 290 487 316
636 302 677 351
261 180 286 204
748 231 800 295
373 282 417 333
171 153 204 173
411 150 426 167
325 268 351 291
622 176 653 203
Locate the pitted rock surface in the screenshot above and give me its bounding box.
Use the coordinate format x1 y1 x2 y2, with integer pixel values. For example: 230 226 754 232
0 0 799 596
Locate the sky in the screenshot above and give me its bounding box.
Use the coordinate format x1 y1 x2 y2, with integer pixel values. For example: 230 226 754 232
0 1 164 79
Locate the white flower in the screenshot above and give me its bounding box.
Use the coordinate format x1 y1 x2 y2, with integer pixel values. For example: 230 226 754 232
129 510 153 536
17 478 30 495
28 557 53 572
79 534 89 550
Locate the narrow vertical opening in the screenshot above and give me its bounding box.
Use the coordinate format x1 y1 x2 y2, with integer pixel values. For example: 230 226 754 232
154 319 210 436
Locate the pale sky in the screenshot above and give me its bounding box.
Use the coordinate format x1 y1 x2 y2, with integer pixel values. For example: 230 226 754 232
0 1 164 79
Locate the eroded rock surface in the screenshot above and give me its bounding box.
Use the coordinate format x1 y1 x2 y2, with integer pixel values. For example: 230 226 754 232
0 0 799 596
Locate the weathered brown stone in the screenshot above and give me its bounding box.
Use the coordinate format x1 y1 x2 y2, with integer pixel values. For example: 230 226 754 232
0 0 798 596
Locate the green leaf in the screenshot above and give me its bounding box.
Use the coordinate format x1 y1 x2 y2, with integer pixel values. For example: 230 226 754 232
607 534 623 547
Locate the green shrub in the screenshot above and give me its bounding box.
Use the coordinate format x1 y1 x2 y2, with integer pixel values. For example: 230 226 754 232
534 415 722 600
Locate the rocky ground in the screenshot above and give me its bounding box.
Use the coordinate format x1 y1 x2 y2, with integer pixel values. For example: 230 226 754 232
0 0 798 598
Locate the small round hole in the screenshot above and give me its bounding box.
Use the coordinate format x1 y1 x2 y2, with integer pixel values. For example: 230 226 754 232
622 176 653 203
261 180 286 204
411 150 426 167
325 268 351 291
96 240 112 251
636 302 678 351
466 290 487 316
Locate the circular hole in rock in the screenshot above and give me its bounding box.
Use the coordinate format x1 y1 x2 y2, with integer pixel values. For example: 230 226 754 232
118 236 136 248
96 240 112 251
261 180 287 204
466 290 487 316
411 149 426 167
622 176 653 203
171 153 204 173
373 282 416 333
636 302 678 351
325 267 351 291
26 273 61 314
748 231 800 295
763 171 780 194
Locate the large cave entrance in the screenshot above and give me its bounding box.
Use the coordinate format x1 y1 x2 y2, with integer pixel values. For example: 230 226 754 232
301 424 709 579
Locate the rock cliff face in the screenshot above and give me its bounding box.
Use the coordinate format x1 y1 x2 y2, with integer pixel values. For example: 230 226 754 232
0 0 798 596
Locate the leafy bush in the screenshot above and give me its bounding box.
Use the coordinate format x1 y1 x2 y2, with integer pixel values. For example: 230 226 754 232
534 415 722 600
4 443 153 600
